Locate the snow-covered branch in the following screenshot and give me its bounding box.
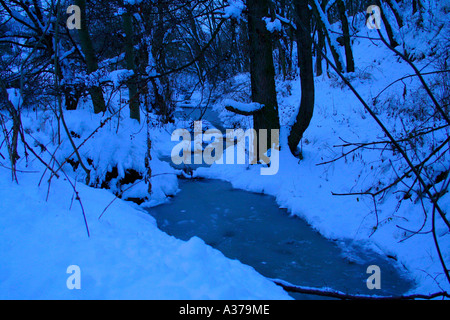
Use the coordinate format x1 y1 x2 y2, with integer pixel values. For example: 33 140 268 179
223 99 264 116
272 278 450 300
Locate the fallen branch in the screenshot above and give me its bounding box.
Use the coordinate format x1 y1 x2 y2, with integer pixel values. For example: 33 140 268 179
271 278 450 300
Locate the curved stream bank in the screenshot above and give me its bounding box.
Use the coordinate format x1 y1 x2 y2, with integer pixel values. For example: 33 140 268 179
146 178 414 300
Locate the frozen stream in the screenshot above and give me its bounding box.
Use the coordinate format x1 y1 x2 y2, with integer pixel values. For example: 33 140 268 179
147 179 413 300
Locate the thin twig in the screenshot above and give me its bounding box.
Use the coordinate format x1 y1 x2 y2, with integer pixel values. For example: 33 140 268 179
376 29 450 126
374 69 450 102
320 51 450 231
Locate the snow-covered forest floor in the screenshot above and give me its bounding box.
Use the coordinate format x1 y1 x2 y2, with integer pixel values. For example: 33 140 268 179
1 3 450 299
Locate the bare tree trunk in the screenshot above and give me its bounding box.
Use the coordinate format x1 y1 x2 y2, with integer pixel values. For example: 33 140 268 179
0 84 20 182
74 0 106 114
247 0 281 158
314 0 327 77
337 0 355 72
149 1 174 124
311 0 345 73
315 26 325 76
122 11 140 123
288 0 315 156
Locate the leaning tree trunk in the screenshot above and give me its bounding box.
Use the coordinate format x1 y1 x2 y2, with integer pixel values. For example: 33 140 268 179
122 11 140 123
375 0 398 48
288 0 315 156
311 0 345 73
74 0 106 114
384 0 404 29
247 0 281 160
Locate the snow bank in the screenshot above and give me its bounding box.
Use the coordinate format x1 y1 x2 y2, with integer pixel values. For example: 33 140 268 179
20 106 179 207
0 166 291 300
0 91 292 299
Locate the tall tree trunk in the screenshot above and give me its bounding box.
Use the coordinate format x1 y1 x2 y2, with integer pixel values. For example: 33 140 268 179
311 0 345 73
122 11 140 122
247 0 281 159
337 0 355 72
316 26 325 76
288 0 315 156
74 0 106 114
149 1 173 124
315 0 328 76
